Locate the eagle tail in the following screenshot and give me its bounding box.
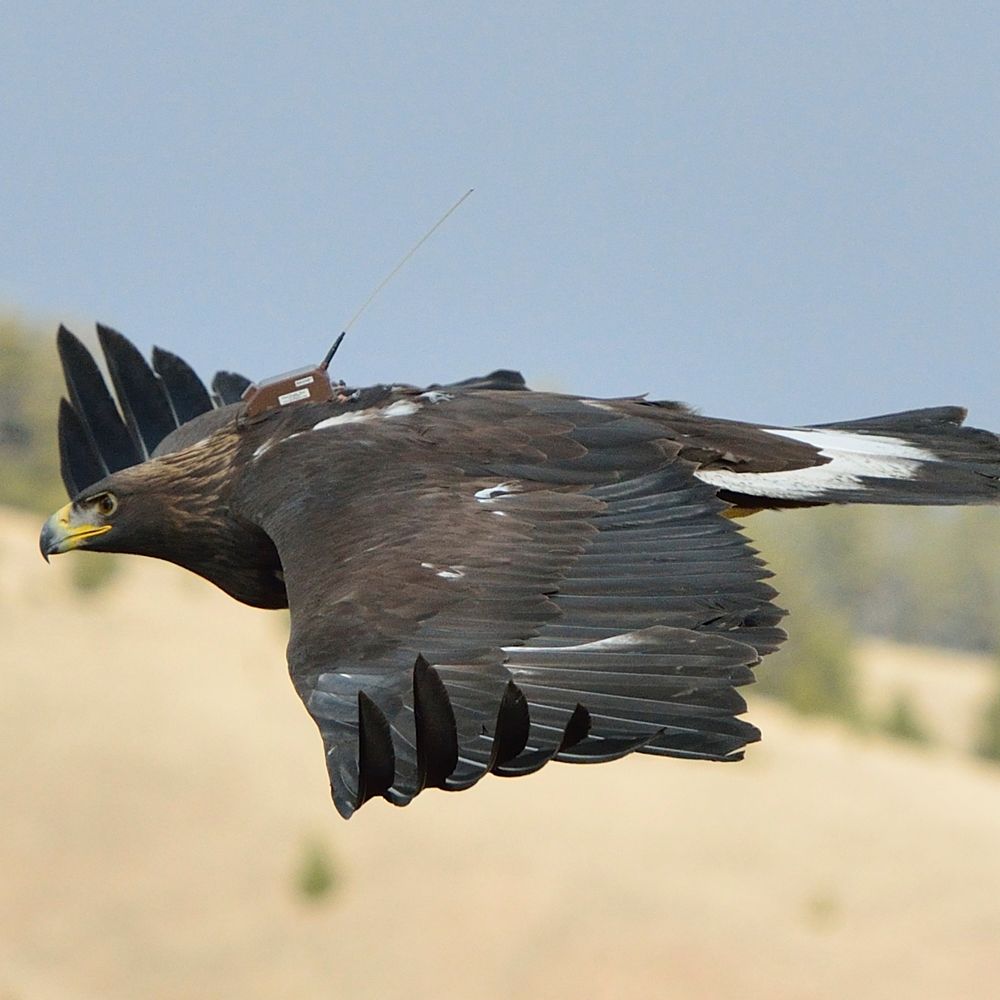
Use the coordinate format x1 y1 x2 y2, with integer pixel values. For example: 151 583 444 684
700 406 1000 508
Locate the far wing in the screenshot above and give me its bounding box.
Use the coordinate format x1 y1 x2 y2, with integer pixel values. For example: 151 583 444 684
240 391 785 817
55 325 530 499
55 325 252 497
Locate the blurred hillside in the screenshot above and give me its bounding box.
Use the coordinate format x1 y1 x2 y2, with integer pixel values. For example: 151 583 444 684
1 505 999 1000
3 314 1000 997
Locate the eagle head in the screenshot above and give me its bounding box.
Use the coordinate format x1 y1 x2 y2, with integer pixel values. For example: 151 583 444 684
39 420 288 609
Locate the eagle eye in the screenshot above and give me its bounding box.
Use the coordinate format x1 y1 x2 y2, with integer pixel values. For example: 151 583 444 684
90 492 118 517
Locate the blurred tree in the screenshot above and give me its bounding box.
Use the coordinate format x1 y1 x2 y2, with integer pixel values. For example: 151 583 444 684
974 659 1000 764
880 691 932 746
748 511 863 724
752 599 862 725
746 505 1000 655
0 314 65 512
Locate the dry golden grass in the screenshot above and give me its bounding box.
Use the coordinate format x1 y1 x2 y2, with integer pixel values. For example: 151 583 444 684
2 507 999 999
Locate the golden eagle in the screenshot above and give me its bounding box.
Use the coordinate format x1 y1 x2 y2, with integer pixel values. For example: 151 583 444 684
40 325 1000 817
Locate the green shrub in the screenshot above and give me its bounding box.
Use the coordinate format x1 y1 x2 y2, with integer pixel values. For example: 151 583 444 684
880 691 932 745
70 553 121 595
293 837 340 902
974 672 1000 764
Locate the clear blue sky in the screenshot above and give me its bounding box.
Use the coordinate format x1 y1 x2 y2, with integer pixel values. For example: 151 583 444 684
2 2 997 426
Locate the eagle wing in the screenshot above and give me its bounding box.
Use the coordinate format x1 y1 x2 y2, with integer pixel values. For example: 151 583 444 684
239 391 787 817
55 324 253 496
54 324 528 497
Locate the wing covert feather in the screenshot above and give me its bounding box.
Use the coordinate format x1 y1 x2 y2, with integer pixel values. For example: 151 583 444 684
238 391 786 817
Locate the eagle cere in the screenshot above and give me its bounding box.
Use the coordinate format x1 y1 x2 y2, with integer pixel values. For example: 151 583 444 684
40 325 1000 817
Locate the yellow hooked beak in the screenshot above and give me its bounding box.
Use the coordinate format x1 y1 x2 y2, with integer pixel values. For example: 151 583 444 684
39 502 112 561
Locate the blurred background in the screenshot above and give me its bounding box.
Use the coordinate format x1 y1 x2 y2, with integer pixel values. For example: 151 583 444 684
2 4 999 998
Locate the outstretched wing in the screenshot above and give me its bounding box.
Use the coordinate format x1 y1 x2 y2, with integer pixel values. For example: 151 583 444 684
238 391 786 817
